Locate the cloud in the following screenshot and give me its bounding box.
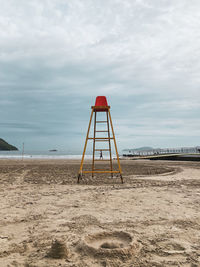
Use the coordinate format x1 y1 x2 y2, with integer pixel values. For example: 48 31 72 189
0 0 200 151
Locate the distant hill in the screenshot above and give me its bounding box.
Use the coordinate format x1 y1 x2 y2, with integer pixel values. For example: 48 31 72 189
0 138 18 151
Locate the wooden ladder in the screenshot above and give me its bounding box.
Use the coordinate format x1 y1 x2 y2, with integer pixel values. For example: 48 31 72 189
78 105 123 183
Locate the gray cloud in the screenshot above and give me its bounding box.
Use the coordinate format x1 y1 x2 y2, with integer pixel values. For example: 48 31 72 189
0 0 200 152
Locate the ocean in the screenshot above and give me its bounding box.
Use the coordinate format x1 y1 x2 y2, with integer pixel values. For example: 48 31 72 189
0 150 113 159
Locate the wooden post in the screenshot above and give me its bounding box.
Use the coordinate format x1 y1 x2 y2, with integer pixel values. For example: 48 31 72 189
108 109 123 183
92 111 96 177
106 111 113 177
78 109 94 183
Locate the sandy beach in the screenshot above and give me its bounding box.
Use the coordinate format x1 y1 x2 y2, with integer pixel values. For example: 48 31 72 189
0 159 200 266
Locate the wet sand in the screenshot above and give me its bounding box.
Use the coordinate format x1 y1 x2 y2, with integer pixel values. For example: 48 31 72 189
0 159 200 266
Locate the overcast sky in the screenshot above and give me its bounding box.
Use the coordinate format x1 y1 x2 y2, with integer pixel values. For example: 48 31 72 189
0 0 200 153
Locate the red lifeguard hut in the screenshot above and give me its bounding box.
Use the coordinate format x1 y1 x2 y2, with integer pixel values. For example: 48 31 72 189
78 96 123 183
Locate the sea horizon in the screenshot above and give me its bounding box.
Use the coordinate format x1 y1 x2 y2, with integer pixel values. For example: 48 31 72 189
0 150 116 159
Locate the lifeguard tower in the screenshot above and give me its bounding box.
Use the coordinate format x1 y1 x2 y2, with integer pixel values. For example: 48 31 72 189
78 96 123 183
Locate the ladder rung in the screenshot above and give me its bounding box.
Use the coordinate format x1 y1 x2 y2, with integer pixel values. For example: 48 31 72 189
96 121 107 123
82 171 120 174
95 140 110 142
88 138 113 140
94 159 111 161
95 131 109 132
95 150 110 152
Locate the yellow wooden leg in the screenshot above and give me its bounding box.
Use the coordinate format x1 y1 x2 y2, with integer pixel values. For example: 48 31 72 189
106 111 113 178
92 111 97 177
108 110 123 183
78 109 94 183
